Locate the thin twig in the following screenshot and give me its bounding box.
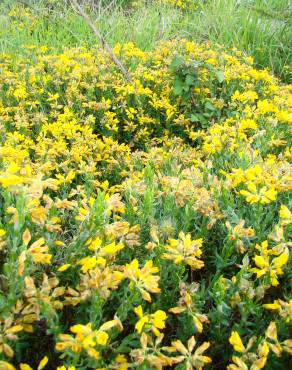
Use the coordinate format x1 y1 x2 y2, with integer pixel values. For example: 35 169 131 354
70 0 132 82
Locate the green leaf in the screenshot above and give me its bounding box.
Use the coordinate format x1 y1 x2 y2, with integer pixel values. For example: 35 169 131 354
182 84 190 92
173 79 183 95
170 55 183 69
215 70 224 83
116 333 139 353
191 114 200 122
205 101 216 111
185 74 195 86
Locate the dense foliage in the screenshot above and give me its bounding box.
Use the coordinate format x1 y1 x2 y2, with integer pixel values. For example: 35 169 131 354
0 17 291 370
1 1 291 82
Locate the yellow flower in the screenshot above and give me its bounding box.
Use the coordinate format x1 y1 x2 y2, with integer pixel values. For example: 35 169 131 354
254 255 268 270
95 331 109 346
0 35 291 368
56 319 121 358
22 229 31 246
111 354 129 370
134 306 149 333
87 236 102 251
279 205 292 225
101 242 124 256
162 232 204 270
20 365 33 370
151 310 167 331
37 356 49 370
58 264 71 272
238 119 258 132
165 336 212 369
240 183 277 204
0 162 26 188
250 240 289 286
265 321 278 341
78 256 106 273
13 83 28 100
54 240 65 247
134 305 167 336
124 259 161 302
258 341 269 358
263 300 281 310
0 362 16 370
263 299 292 323
27 238 52 265
55 170 75 184
257 99 275 114
229 331 245 353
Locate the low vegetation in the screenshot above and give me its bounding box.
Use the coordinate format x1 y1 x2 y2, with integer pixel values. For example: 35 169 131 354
0 1 291 369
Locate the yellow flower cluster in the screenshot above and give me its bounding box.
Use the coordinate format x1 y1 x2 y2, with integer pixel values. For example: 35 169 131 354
228 322 292 370
162 232 204 270
250 240 289 286
0 38 290 368
159 0 198 11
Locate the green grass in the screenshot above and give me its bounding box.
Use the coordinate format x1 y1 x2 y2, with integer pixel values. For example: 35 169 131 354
0 0 291 82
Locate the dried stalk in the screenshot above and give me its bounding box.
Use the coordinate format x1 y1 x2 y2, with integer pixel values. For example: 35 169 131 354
70 0 132 82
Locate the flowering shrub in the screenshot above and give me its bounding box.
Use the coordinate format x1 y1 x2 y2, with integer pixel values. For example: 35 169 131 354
159 0 198 11
0 39 291 369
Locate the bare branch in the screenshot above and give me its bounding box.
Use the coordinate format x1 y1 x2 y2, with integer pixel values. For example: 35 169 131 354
70 0 132 82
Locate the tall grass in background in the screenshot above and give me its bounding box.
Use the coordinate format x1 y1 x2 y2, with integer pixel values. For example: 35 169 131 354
198 0 291 82
0 0 291 81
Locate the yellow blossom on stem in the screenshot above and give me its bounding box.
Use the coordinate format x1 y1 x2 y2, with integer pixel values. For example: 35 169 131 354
162 232 204 270
27 237 52 264
134 305 167 337
37 356 48 370
250 240 289 286
124 259 161 302
165 336 212 369
57 264 71 272
263 299 292 323
229 331 245 353
0 361 16 370
56 319 122 359
279 205 292 225
240 183 277 204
